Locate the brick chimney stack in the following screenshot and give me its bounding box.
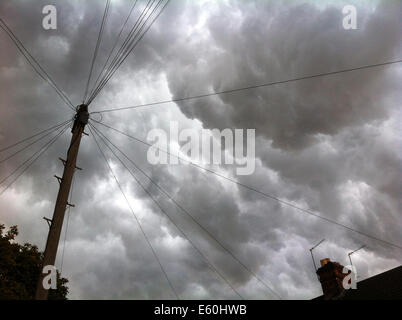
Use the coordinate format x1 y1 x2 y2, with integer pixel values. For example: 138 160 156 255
316 258 349 300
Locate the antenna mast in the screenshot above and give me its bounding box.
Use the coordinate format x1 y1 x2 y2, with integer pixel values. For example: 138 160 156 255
309 239 326 272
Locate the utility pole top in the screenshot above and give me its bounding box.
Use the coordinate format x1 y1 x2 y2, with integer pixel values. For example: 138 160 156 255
72 104 89 132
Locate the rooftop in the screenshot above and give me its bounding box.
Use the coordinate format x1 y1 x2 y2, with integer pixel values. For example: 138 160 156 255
314 265 402 300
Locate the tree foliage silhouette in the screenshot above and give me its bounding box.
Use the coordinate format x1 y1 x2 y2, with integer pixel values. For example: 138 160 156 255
0 224 68 300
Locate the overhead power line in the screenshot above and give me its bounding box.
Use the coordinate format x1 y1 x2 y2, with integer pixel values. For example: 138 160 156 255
83 0 111 102
87 0 156 104
0 119 72 153
87 0 139 102
0 121 72 187
0 120 71 164
0 123 70 197
90 123 245 299
89 125 180 300
87 0 163 105
91 59 402 114
0 18 75 111
90 122 281 299
91 119 402 251
87 0 171 105
88 0 148 102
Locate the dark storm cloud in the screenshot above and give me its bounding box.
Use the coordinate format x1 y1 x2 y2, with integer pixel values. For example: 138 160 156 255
163 0 401 149
155 0 402 258
0 0 401 300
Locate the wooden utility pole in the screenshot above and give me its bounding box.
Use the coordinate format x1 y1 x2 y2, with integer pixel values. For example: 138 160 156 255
35 104 89 300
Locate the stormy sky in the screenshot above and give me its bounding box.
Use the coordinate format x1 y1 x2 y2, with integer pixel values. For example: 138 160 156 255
0 0 401 299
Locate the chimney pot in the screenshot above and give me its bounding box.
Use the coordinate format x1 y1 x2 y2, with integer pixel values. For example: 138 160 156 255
320 258 330 267
316 258 347 299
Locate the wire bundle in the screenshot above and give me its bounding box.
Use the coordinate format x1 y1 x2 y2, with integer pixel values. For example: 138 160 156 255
85 0 171 106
